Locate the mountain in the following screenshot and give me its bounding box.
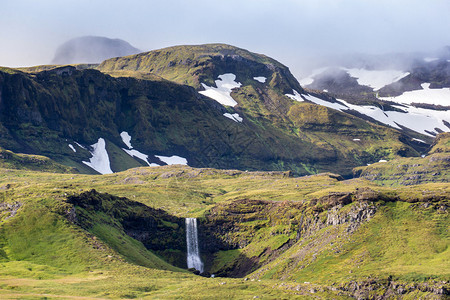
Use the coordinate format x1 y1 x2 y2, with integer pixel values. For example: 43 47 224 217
51 36 141 64
0 43 448 299
299 51 450 140
0 44 424 177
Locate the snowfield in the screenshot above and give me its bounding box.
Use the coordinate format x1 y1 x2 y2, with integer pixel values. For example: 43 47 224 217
384 105 449 136
294 93 449 137
155 155 188 165
285 89 304 102
303 94 349 112
344 68 410 91
199 73 241 107
253 76 266 83
299 67 409 91
379 83 450 106
120 131 187 166
82 138 113 174
123 148 159 167
223 113 243 123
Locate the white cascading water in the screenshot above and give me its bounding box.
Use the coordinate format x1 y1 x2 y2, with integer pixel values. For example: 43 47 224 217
185 218 204 273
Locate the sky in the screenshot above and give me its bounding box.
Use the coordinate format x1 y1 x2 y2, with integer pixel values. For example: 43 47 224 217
1 0 449 78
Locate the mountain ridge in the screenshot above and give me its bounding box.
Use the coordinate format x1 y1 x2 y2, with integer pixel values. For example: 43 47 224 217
0 43 429 177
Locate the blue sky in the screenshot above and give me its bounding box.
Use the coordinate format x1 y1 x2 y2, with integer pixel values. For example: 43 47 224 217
1 0 449 77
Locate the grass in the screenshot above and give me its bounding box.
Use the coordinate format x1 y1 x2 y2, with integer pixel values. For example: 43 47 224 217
0 164 448 298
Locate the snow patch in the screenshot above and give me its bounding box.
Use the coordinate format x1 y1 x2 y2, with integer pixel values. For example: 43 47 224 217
412 138 426 143
384 105 449 136
75 142 86 150
424 57 438 62
285 89 304 102
120 131 133 149
82 138 113 174
253 76 266 83
353 139 361 141
199 73 241 107
123 148 159 167
155 155 188 166
68 144 76 152
379 83 450 106
303 94 348 112
120 131 187 167
378 159 387 163
223 113 243 123
344 68 410 91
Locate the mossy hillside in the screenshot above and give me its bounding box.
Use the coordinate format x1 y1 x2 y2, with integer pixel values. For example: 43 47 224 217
98 43 302 93
0 201 317 299
0 168 385 299
0 147 75 173
67 189 187 268
249 201 448 282
0 164 448 298
0 66 415 177
200 188 449 281
1 66 315 174
354 133 450 186
98 43 421 176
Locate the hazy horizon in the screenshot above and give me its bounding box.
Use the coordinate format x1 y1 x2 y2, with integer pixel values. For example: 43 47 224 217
1 0 449 78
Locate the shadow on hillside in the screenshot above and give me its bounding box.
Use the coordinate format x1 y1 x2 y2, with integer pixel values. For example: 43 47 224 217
66 189 252 277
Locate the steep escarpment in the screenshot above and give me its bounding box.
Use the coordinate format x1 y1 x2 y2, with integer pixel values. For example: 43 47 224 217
0 59 419 176
66 189 188 268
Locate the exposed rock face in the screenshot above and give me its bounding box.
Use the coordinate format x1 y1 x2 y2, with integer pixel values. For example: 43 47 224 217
326 202 377 233
200 189 382 277
338 279 449 299
0 201 22 221
52 36 141 64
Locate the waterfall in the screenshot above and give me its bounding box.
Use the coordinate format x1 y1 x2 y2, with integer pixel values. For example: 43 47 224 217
185 218 204 273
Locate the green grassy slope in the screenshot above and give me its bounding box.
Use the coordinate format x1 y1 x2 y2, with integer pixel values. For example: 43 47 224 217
0 160 448 298
0 147 76 173
354 133 450 185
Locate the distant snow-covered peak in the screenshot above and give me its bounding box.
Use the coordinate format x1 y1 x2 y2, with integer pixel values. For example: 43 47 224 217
299 92 449 137
199 73 241 107
343 68 410 91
